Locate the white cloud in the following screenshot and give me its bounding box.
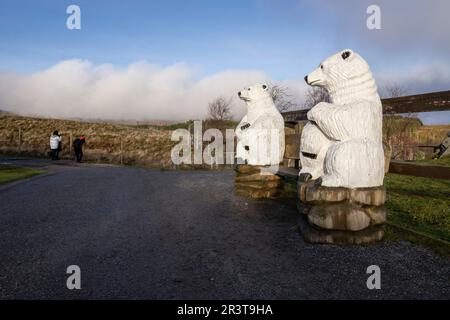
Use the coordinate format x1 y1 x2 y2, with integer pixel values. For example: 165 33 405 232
0 59 274 121
0 59 448 125
375 63 450 96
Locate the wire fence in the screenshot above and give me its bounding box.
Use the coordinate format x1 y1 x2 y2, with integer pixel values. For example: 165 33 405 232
0 128 175 166
0 127 236 169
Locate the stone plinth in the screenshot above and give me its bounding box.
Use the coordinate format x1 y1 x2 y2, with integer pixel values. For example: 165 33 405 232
298 216 385 245
298 180 386 232
234 165 282 199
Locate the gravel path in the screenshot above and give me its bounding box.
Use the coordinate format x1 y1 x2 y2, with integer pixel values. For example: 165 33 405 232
0 158 449 299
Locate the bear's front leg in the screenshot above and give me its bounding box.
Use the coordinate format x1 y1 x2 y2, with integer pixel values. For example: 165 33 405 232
322 139 384 188
299 122 333 182
306 102 333 123
236 139 249 164
308 101 373 142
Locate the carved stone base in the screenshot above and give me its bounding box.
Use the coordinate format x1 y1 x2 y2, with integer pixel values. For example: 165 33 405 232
234 165 282 199
298 180 386 232
298 216 385 245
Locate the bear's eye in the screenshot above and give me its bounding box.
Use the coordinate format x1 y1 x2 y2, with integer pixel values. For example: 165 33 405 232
248 88 251 91
320 65 324 70
341 51 351 60
262 84 267 89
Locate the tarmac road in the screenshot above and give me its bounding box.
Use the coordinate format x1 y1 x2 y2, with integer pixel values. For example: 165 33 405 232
0 158 449 299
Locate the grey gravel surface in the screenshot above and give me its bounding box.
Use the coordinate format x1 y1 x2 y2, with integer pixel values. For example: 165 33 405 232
0 158 449 299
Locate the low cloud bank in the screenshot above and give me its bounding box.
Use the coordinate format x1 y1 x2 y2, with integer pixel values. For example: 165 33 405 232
0 59 296 121
0 59 449 124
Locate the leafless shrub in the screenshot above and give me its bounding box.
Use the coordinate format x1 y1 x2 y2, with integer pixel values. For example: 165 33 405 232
268 83 297 112
303 87 330 109
382 84 422 160
382 83 408 99
207 96 233 121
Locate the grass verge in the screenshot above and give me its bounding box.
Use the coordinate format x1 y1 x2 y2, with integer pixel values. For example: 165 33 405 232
284 173 449 254
384 173 450 242
0 165 45 185
414 157 450 167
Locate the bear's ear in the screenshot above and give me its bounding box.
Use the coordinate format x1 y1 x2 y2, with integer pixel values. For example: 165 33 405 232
341 50 352 60
262 84 267 90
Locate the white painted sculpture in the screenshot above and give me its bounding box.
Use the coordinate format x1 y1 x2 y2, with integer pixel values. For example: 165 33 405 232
300 49 384 188
298 122 332 181
236 84 285 166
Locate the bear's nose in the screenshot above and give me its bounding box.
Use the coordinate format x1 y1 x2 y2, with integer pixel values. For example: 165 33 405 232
238 91 241 97
304 75 308 83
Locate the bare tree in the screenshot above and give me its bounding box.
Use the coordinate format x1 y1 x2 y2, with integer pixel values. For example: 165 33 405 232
382 83 421 160
303 87 330 109
207 96 233 121
382 83 408 98
268 83 297 112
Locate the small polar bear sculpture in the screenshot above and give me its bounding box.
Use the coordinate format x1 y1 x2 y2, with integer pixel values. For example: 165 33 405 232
236 84 285 166
300 49 385 188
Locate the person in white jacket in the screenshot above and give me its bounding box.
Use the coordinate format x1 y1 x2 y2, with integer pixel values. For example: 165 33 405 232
49 130 62 160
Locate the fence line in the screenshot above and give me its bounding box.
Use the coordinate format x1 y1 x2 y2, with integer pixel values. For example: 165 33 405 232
1 128 131 165
279 90 450 180
282 90 450 122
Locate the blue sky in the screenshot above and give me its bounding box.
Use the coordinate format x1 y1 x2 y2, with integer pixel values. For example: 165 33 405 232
0 0 328 78
0 0 449 122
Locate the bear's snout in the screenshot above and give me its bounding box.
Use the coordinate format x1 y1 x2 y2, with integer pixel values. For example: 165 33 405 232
238 91 241 97
304 75 308 83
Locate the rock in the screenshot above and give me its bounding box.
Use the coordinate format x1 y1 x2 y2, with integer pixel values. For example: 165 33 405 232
305 186 349 203
299 181 386 206
235 164 283 199
235 188 280 199
298 216 385 245
348 188 386 206
365 205 387 225
307 203 371 231
235 172 281 183
297 180 387 231
235 180 282 190
234 164 261 175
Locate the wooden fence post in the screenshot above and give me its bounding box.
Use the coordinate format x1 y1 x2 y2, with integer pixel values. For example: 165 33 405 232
120 136 123 165
69 132 73 159
18 128 22 153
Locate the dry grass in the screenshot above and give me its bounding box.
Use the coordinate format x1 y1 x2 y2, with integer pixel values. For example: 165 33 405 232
384 117 450 160
2 113 447 166
0 114 177 167
0 114 240 168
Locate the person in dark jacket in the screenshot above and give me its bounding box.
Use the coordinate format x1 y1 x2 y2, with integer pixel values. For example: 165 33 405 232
73 136 85 162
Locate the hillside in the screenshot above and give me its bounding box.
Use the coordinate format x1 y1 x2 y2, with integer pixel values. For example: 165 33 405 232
1 114 448 166
0 114 177 167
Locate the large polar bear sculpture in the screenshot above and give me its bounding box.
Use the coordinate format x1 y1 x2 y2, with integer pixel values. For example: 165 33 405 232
236 84 285 166
300 49 384 188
